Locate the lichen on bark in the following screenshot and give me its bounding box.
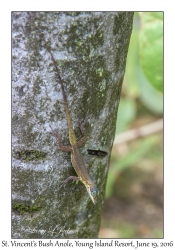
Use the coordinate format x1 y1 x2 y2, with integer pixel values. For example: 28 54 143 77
12 11 133 238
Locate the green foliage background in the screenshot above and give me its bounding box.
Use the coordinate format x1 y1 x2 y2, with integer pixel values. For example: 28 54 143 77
100 12 163 239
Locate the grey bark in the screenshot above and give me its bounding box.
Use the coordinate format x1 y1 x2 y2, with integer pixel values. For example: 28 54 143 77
12 12 133 238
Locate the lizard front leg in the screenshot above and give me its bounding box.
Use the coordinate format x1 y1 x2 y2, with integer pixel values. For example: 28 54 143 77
60 176 80 188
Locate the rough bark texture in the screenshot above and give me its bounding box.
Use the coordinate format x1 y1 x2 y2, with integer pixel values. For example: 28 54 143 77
12 12 133 238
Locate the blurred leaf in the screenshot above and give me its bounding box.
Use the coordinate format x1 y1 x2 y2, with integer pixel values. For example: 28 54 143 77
139 12 163 92
116 99 136 134
138 65 163 114
124 30 140 98
105 136 158 199
124 12 163 115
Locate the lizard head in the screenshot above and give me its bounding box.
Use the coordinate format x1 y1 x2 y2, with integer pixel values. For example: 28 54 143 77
86 185 99 204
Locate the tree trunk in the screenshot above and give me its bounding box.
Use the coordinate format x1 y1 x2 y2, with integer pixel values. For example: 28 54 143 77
12 11 134 238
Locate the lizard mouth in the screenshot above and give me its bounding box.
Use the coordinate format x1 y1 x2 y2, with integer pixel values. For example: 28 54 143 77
87 185 98 204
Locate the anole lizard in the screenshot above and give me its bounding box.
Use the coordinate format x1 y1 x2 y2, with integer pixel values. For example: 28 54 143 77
44 39 98 204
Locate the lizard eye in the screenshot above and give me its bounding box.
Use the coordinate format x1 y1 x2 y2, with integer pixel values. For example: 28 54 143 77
89 186 98 204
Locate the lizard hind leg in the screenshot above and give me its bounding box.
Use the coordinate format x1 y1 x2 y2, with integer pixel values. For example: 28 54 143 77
49 124 72 152
60 176 80 188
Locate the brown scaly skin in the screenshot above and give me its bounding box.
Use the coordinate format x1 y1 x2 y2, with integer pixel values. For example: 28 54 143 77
43 38 98 204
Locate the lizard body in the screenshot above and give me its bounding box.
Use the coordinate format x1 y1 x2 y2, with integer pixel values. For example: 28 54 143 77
44 40 98 204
